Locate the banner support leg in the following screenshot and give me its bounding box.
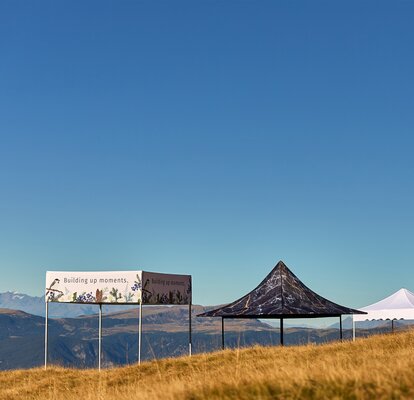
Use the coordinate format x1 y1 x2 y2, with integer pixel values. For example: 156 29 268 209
138 301 142 365
98 304 102 371
44 301 48 369
339 315 343 341
189 302 192 356
352 317 356 341
221 317 225 350
280 318 284 346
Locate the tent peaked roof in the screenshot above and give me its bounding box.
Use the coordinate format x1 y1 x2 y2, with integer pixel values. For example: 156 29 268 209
353 288 414 322
360 288 414 311
198 261 365 318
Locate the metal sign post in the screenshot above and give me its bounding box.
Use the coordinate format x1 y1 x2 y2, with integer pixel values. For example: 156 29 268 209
138 301 142 365
44 301 48 369
352 317 356 341
280 318 284 346
221 317 225 350
98 304 102 371
189 302 192 356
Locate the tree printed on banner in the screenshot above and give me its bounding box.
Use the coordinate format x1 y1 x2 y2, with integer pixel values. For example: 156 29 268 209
142 278 191 305
141 278 152 304
109 288 122 302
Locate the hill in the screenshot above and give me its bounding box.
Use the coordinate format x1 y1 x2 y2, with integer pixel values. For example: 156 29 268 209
0 306 403 370
1 329 414 399
0 306 266 369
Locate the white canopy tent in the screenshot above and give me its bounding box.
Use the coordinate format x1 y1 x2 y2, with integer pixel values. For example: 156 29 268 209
352 288 414 340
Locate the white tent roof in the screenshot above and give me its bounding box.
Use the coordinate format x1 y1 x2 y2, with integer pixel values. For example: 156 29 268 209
353 288 414 321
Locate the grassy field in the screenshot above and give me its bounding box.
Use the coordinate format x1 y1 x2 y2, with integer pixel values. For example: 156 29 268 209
1 329 414 400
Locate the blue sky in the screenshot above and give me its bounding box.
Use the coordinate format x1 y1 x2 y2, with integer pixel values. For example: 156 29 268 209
0 1 413 309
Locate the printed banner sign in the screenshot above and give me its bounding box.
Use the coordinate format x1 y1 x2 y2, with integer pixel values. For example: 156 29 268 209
45 271 142 304
45 270 191 305
141 271 191 305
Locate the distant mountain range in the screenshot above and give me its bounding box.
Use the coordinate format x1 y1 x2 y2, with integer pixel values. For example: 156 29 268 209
0 291 410 329
0 291 132 318
0 291 412 371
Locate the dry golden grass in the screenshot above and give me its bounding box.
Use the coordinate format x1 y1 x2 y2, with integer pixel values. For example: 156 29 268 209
1 329 414 400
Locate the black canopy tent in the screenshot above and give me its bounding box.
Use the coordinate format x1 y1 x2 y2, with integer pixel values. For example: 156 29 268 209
198 261 366 347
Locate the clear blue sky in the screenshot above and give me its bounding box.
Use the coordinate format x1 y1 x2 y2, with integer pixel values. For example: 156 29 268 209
1 0 413 309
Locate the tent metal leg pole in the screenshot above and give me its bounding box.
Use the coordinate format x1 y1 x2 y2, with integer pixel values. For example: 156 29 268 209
280 318 284 346
352 317 356 342
392 319 394 333
189 302 192 356
339 315 343 341
98 304 102 371
138 301 142 365
44 301 48 370
221 317 225 350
